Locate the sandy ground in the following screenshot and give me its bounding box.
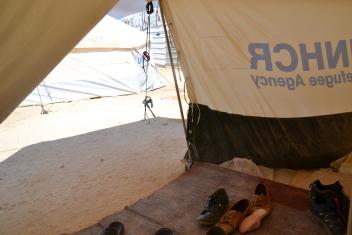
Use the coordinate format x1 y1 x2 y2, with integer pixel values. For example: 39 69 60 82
1 70 351 234
0 76 188 235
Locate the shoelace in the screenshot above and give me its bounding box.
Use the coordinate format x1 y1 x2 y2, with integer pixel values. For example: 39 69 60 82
220 211 241 225
222 214 233 223
311 194 348 225
317 210 344 232
204 196 216 210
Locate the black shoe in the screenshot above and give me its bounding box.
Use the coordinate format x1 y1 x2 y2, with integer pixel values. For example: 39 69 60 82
309 180 350 225
196 188 229 226
101 222 124 235
310 193 347 235
154 228 175 235
309 180 343 193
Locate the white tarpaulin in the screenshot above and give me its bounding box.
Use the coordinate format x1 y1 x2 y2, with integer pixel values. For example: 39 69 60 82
21 51 163 106
109 0 155 19
22 15 164 106
75 15 145 50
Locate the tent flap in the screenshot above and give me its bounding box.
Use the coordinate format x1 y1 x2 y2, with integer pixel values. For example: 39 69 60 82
0 0 117 123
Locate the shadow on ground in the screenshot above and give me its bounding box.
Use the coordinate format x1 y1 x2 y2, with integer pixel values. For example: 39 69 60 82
0 117 185 235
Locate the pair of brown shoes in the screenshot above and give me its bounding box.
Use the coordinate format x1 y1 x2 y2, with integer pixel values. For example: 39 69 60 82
207 183 271 235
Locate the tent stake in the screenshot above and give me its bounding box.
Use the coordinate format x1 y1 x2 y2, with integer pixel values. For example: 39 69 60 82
37 87 48 115
159 0 193 170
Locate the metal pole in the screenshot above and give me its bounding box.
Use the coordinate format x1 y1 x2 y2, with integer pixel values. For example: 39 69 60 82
159 0 193 170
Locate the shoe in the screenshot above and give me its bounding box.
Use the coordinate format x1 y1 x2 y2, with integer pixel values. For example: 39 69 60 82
154 228 175 235
207 199 250 235
101 221 124 235
239 183 271 233
310 180 344 194
197 188 229 226
309 180 350 225
310 193 347 235
250 183 271 213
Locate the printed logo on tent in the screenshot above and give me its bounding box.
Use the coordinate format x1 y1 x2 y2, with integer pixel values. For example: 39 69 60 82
248 40 352 91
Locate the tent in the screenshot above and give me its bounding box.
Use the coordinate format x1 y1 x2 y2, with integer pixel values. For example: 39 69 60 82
1 0 352 164
2 0 351 168
109 0 148 19
160 1 352 169
21 15 163 106
0 0 351 232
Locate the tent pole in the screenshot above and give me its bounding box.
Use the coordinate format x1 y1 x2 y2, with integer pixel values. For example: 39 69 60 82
159 0 193 170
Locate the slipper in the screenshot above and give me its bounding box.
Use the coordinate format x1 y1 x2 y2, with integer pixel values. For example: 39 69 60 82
101 221 124 235
154 228 175 235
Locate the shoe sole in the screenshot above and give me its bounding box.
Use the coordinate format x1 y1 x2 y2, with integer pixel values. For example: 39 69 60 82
239 209 269 233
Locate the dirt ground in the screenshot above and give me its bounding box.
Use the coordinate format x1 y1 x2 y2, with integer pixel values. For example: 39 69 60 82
0 77 187 235
1 71 351 235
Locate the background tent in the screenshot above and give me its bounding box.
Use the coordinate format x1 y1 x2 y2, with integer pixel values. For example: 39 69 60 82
109 0 149 19
21 15 163 106
121 8 178 67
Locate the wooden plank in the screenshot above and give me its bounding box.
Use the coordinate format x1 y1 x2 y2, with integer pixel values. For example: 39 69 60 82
74 163 327 235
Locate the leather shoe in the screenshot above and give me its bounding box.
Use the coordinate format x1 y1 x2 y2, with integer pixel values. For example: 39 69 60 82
239 183 271 233
207 199 250 235
197 188 229 226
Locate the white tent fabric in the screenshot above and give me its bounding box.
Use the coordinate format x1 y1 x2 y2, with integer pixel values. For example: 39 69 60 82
162 0 352 118
21 15 164 106
21 51 163 106
75 15 145 50
109 0 156 19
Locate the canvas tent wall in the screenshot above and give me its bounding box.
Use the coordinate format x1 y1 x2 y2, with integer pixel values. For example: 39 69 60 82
159 0 352 168
0 0 118 122
21 15 163 106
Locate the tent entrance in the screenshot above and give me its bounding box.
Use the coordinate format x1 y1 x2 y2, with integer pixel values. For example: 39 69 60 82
74 163 328 235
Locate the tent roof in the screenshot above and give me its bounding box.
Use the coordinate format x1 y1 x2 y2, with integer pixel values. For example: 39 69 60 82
74 15 146 51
